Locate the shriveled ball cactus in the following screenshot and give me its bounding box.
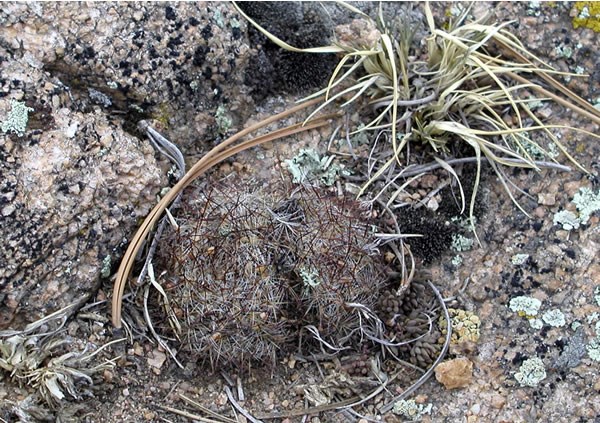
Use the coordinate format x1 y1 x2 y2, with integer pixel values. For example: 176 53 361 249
157 184 292 368
271 186 387 342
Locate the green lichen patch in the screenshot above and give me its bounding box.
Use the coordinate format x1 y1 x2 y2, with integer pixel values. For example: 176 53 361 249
553 186 600 231
553 210 580 230
529 318 543 330
451 255 463 267
1 99 34 135
515 356 547 387
572 187 600 225
100 255 112 278
586 338 600 362
509 296 542 318
542 309 566 328
215 104 233 135
285 148 344 186
392 399 433 420
451 234 474 252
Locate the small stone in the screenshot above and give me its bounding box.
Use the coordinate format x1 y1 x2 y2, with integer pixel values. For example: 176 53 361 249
1 205 15 216
434 357 473 389
426 196 439 211
491 393 506 409
133 343 144 356
147 349 167 369
538 193 556 206
414 394 428 404
470 403 481 415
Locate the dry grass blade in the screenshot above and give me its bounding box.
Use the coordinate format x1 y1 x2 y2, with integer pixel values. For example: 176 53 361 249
506 71 600 127
225 386 262 423
111 97 338 328
496 39 600 121
178 394 237 423
155 404 226 423
254 396 361 420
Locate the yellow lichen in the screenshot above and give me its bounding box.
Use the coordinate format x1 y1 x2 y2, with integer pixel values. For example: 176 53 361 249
439 308 481 344
151 102 172 129
572 2 600 32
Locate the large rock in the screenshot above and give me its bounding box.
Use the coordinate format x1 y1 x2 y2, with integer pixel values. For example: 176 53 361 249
0 57 166 328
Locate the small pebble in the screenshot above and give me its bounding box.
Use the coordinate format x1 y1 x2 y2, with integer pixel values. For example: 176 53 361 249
435 357 474 389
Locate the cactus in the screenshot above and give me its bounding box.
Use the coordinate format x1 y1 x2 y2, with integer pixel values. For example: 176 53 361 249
154 179 388 370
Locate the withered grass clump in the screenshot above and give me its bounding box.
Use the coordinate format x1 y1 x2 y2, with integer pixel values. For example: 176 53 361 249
155 180 388 369
235 1 600 236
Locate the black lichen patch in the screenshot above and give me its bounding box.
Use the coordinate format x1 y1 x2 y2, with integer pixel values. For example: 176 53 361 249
436 164 488 221
394 208 456 264
165 5 177 21
237 1 339 100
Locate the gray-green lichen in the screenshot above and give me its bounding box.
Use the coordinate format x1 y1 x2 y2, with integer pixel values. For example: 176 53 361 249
555 45 573 59
542 309 566 327
511 253 530 266
215 104 232 135
392 399 433 420
299 267 321 288
554 187 600 230
213 8 225 28
1 99 34 135
529 318 543 330
451 255 463 267
509 296 542 318
285 148 343 186
514 356 546 387
100 255 112 278
586 338 600 362
451 234 474 252
595 286 600 307
516 135 545 160
572 187 600 225
553 210 580 231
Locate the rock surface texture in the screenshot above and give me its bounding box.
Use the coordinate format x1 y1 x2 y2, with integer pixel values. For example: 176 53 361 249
0 2 599 423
